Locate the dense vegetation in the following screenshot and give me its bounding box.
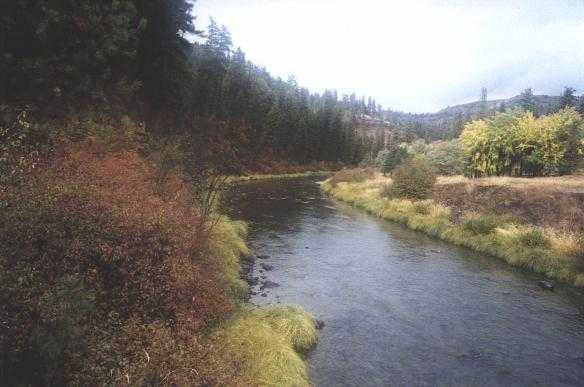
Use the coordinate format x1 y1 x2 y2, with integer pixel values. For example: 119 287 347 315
1 1 325 385
0 0 381 171
461 107 584 177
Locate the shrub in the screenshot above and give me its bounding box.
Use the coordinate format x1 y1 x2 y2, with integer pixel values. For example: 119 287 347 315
0 142 235 385
390 158 437 199
462 214 515 235
376 147 408 175
518 227 550 248
425 139 467 176
379 183 394 198
329 168 374 186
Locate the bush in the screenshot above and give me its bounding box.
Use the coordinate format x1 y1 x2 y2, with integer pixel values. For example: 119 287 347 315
518 228 550 248
462 214 515 235
0 142 236 385
376 147 408 175
379 183 394 198
390 158 437 199
329 168 374 186
425 139 467 176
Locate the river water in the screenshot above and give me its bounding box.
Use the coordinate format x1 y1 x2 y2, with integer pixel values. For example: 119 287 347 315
227 177 584 386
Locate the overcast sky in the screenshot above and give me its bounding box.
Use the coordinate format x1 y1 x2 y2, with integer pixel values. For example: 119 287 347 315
194 0 584 113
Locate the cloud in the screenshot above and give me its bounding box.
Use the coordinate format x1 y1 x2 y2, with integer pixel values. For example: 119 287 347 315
194 0 584 112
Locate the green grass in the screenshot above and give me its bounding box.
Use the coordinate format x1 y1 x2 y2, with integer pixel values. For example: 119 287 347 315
209 216 251 300
210 306 318 387
208 218 319 386
461 213 517 235
321 179 584 287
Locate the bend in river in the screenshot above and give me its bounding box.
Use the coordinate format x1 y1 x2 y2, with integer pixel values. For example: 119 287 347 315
227 177 584 387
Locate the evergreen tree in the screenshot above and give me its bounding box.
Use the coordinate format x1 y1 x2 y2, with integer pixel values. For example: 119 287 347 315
578 96 584 116
519 88 537 113
559 86 577 109
479 87 488 117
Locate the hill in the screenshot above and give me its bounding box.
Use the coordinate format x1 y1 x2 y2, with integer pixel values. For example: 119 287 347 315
356 94 566 141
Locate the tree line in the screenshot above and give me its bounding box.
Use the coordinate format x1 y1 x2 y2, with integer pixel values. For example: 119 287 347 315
1 1 381 171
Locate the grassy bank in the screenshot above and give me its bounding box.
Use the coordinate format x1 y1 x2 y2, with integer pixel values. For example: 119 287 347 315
230 170 334 182
208 218 319 387
0 139 318 386
321 177 584 287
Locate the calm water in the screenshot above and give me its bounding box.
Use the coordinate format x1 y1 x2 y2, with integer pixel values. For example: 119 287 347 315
226 177 584 387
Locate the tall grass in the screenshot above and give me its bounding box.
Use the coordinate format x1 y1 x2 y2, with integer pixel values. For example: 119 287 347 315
208 219 319 386
208 217 250 300
211 306 318 387
322 179 584 287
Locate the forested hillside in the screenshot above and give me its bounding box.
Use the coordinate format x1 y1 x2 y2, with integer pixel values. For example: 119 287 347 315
1 1 387 173
373 89 584 142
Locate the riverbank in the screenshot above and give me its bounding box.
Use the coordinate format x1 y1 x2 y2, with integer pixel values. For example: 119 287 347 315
208 218 319 387
231 170 334 182
321 176 584 287
0 141 318 386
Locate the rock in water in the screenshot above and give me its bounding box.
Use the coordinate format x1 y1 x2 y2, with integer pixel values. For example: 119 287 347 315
260 280 280 290
538 280 554 290
260 263 274 271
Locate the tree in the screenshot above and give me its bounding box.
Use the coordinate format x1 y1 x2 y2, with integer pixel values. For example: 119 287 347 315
425 140 467 175
461 108 584 177
578 96 584 116
559 86 577 109
519 88 537 113
479 87 488 117
376 146 408 175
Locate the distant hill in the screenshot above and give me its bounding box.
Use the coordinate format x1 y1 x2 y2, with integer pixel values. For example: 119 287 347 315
356 94 566 141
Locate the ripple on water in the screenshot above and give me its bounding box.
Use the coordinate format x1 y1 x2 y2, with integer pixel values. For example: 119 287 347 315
228 177 584 387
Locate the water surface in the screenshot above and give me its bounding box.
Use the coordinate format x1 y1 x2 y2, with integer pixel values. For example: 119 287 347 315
227 177 584 387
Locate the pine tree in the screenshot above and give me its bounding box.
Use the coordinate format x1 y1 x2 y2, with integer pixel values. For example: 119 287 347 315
559 86 577 109
578 96 584 116
479 87 488 117
519 88 537 113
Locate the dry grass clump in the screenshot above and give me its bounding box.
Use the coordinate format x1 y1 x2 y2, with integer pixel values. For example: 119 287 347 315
329 167 376 187
462 213 518 235
211 306 318 387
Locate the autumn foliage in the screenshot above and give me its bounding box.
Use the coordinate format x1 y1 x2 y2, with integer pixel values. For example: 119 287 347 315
0 141 238 385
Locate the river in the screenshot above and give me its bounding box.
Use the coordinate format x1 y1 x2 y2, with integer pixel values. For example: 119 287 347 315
227 177 584 387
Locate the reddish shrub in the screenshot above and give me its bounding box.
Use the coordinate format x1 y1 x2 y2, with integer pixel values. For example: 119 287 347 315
0 142 234 384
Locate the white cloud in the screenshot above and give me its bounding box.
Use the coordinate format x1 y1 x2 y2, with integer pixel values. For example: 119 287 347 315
194 0 584 112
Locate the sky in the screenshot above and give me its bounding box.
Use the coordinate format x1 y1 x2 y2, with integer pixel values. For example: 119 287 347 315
194 0 584 113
